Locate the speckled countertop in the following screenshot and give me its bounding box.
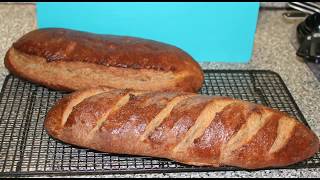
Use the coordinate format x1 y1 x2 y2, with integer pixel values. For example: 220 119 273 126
0 4 319 178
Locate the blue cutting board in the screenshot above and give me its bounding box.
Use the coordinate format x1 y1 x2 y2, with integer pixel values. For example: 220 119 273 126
36 2 259 63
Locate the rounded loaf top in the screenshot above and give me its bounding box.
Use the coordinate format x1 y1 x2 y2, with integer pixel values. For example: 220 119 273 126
12 28 203 73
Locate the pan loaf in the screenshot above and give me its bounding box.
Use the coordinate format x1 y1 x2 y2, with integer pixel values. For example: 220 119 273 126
4 28 204 92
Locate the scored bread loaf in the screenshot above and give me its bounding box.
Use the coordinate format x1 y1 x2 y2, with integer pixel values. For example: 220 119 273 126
4 28 204 92
44 87 319 169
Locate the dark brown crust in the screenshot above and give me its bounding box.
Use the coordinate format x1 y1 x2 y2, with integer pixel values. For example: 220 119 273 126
13 28 196 72
91 91 189 155
62 89 130 146
44 89 320 169
187 102 254 166
146 95 213 151
44 87 113 137
6 28 204 92
271 122 320 167
5 47 203 92
221 112 282 169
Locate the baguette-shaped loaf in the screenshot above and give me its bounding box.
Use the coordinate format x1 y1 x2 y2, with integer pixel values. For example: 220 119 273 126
44 87 319 169
4 28 204 92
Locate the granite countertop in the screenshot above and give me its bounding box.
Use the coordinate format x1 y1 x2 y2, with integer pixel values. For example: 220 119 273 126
0 4 319 178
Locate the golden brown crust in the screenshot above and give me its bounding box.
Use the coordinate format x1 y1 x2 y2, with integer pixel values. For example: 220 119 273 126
5 28 204 92
4 48 76 91
44 88 319 169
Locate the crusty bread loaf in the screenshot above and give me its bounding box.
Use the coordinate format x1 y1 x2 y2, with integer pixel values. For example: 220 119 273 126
4 28 204 92
44 87 319 169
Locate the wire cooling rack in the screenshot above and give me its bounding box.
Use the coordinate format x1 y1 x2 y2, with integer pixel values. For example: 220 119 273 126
0 70 319 177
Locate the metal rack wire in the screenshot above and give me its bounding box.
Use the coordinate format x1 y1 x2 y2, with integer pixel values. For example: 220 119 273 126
0 70 319 177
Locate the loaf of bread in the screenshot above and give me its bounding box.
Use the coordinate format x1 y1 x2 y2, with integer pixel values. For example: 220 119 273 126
44 87 319 169
4 28 204 92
